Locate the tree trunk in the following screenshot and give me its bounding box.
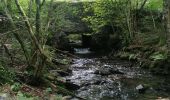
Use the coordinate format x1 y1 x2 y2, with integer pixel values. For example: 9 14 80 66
35 0 41 39
164 0 170 56
139 0 148 12
28 0 34 17
15 0 43 56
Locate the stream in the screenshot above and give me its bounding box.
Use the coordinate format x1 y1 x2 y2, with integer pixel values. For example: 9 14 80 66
65 48 170 100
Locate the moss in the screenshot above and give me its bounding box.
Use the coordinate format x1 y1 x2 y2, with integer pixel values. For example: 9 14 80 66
67 34 81 42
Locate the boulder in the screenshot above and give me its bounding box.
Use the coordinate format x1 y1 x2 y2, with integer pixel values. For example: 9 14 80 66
57 70 70 77
110 69 124 74
94 66 124 76
136 84 146 93
62 96 72 100
65 82 80 90
94 69 111 76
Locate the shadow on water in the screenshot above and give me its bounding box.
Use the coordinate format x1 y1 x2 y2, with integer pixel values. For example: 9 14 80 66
66 48 170 100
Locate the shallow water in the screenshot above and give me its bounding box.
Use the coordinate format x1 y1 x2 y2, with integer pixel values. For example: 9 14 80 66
66 49 170 100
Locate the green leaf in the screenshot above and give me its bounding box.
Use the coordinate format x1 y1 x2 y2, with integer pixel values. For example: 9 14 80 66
45 87 52 93
150 53 167 61
11 83 21 92
17 91 35 100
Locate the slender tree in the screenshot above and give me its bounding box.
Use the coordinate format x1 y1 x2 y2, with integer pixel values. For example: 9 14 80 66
14 0 49 79
164 0 170 56
28 0 34 17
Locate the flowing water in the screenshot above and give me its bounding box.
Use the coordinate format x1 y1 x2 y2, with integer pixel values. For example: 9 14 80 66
66 48 170 100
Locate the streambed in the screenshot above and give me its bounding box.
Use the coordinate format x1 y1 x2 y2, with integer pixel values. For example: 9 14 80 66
65 48 170 100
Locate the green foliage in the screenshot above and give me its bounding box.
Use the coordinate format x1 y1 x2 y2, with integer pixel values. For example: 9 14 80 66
17 91 38 100
150 52 167 61
0 64 14 84
146 0 163 11
82 0 164 47
42 1 80 33
67 34 81 42
129 53 138 60
11 82 21 92
82 0 115 32
82 0 137 45
52 94 63 100
45 87 52 93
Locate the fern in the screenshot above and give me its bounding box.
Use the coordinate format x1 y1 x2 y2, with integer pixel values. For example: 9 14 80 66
150 52 167 61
